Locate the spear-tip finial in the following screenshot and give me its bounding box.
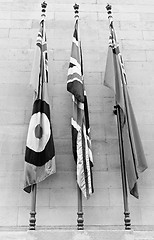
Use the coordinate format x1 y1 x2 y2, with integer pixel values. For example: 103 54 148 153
106 3 112 15
73 3 79 19
41 1 47 16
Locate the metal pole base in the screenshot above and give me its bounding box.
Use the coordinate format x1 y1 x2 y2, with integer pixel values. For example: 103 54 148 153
77 211 84 230
29 210 36 230
124 211 131 230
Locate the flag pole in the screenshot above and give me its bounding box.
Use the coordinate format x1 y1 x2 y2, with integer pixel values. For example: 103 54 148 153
29 184 37 230
106 4 131 230
73 3 84 230
116 105 131 230
77 184 84 230
29 1 47 230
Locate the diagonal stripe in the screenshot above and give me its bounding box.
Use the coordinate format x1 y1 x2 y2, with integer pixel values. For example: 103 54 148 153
68 66 81 77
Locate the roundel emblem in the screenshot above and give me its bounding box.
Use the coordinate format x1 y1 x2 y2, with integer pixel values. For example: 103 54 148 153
26 112 51 152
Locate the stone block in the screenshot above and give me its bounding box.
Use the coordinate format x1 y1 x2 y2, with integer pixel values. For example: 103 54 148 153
97 0 154 4
114 4 154 13
143 31 154 40
0 96 31 111
11 11 43 20
122 50 146 62
0 11 11 19
146 155 154 169
138 124 154 141
0 207 18 226
98 13 140 21
0 187 20 207
141 207 154 225
129 206 142 225
105 139 119 155
122 40 154 50
140 13 154 21
139 170 154 188
84 206 123 225
117 30 143 40
130 188 154 207
109 188 123 206
143 140 154 156
53 49 70 61
54 138 72 155
8 49 34 61
146 50 154 61
105 124 118 140
107 154 120 172
83 188 110 207
10 19 32 29
84 72 102 85
93 153 108 171
0 70 30 84
1 154 24 172
17 206 31 226
0 139 23 154
0 110 24 125
0 29 9 38
0 19 11 28
91 124 105 140
49 188 77 207
36 207 77 226
93 171 121 189
38 171 76 189
55 12 74 21
55 154 76 172
0 38 31 49
9 29 37 39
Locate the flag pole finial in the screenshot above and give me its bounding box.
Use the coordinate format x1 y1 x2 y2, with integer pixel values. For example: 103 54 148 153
106 3 112 15
73 3 79 19
41 1 47 17
106 3 113 27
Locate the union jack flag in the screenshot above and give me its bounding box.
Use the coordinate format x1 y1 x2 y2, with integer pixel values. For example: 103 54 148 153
67 18 94 199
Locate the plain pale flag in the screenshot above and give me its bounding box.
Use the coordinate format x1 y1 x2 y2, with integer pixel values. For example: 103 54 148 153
104 21 148 198
23 15 56 193
67 18 94 199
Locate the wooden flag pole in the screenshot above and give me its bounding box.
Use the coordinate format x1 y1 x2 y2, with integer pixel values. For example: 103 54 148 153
29 184 37 230
116 106 131 230
106 4 131 230
29 1 47 231
73 3 84 230
77 185 84 230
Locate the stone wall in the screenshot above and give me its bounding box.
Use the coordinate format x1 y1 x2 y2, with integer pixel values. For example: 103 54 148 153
0 0 154 228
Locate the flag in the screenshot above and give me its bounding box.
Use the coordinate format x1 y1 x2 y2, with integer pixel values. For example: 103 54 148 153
67 18 94 199
23 15 56 193
104 19 148 198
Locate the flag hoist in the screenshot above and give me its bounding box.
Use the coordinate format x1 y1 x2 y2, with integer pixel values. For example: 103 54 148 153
23 1 56 230
67 4 94 230
104 4 148 229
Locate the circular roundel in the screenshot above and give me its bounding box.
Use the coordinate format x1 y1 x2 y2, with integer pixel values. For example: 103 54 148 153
26 112 51 152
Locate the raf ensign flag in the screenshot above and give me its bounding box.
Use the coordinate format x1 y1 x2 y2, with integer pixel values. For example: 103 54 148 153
23 15 56 193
